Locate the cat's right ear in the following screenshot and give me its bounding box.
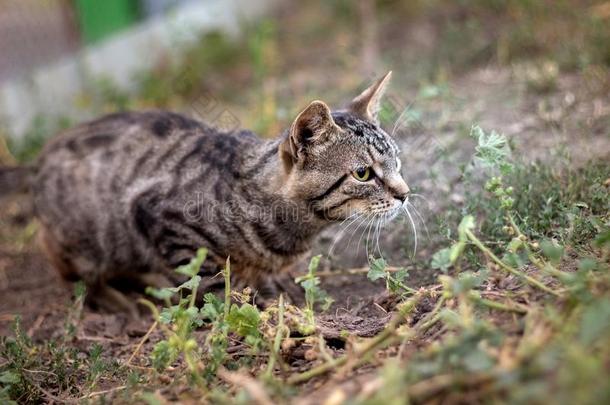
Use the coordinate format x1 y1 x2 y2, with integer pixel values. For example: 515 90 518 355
347 71 392 124
280 100 339 172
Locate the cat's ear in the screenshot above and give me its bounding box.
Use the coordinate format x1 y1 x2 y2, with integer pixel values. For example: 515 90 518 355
347 71 392 123
280 100 339 170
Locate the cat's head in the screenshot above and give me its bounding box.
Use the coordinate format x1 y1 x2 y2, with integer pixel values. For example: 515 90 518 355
280 72 410 223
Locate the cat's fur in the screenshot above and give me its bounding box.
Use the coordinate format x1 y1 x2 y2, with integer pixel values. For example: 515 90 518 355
1 72 410 313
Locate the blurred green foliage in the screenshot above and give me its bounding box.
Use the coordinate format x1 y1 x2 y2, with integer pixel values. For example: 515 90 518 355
385 0 610 71
6 0 610 161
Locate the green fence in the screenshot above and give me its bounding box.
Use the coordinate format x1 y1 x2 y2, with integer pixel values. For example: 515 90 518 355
74 0 141 44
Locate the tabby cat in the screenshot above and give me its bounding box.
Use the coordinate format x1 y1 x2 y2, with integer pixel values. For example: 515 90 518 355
0 72 410 314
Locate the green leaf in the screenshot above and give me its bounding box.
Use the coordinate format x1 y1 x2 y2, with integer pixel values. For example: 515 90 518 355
394 268 409 282
308 254 322 273
151 341 177 371
175 248 207 277
470 125 513 175
297 320 316 336
450 216 475 264
469 124 485 141
508 237 523 253
439 309 461 326
296 254 333 314
145 287 175 301
159 305 180 324
594 228 610 248
387 278 401 293
367 257 387 281
300 278 319 291
577 258 598 272
200 293 224 321
74 281 87 299
226 304 261 338
502 252 526 268
449 241 466 264
0 371 20 385
431 247 452 272
463 348 495 372
458 215 475 238
321 296 335 311
540 239 564 265
185 306 202 327
579 299 610 346
140 392 164 405
450 271 486 295
173 275 202 293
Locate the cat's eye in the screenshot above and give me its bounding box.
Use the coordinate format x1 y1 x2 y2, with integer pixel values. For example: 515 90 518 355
352 167 372 182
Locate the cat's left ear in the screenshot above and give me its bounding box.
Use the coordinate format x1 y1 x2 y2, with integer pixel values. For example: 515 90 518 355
280 100 340 172
347 71 392 124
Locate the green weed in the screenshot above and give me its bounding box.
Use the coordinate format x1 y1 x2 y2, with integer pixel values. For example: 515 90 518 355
0 284 124 402
295 255 333 334
459 126 610 252
367 256 415 295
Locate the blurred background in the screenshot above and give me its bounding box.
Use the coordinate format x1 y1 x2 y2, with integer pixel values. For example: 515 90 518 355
0 0 609 269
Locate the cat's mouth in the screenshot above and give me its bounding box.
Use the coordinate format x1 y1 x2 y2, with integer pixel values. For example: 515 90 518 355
327 197 423 259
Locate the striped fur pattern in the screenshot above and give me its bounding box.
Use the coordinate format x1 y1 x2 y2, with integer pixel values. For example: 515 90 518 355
32 72 410 296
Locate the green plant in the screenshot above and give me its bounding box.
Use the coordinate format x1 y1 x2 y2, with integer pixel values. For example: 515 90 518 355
444 126 610 260
141 249 296 392
433 127 601 295
367 256 416 295
142 248 210 388
0 284 125 403
295 255 333 335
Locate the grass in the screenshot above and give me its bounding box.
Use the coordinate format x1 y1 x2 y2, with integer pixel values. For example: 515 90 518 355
0 283 129 403
400 0 610 73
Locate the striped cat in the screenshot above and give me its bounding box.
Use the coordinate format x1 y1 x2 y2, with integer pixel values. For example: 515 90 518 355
0 72 410 314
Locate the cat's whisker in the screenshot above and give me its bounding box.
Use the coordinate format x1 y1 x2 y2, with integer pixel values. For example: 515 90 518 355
407 201 430 239
370 214 381 256
365 213 377 256
373 216 380 257
402 205 418 258
347 212 373 252
375 212 388 257
359 215 373 254
359 214 376 255
334 212 356 229
328 212 362 256
332 211 359 236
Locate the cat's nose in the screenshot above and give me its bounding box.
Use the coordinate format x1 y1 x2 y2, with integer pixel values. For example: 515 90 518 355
389 177 410 202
